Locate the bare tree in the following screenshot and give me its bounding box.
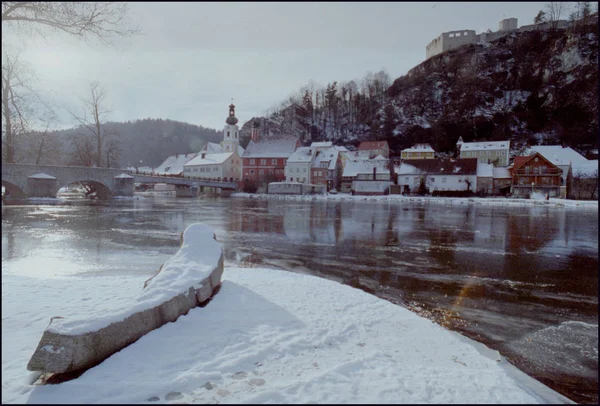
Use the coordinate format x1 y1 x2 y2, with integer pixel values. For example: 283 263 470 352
545 2 565 29
1 49 46 163
1 2 139 44
70 81 119 167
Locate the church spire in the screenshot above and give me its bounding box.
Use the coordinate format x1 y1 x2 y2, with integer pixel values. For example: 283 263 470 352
226 99 238 125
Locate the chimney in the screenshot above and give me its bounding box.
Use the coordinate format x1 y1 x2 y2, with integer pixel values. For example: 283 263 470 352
251 120 260 142
373 167 376 180
202 153 206 159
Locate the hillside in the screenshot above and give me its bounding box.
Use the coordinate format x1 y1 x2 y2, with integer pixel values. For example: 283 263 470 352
241 18 598 157
16 118 221 168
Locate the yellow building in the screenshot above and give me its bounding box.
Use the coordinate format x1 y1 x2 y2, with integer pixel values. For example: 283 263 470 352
400 144 435 160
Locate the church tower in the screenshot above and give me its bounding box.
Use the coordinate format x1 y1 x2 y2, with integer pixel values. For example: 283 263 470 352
222 102 240 154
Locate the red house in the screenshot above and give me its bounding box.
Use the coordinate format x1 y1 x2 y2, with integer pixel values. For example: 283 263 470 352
358 141 390 158
242 138 300 184
510 152 563 198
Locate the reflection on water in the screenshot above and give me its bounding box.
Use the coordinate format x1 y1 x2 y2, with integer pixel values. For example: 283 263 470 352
1 196 598 403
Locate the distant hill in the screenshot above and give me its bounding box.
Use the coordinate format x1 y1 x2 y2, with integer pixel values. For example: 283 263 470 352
16 118 221 168
239 16 598 157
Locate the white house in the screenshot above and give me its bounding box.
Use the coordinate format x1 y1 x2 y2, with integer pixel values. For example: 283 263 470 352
341 159 390 193
285 146 317 183
154 153 198 176
458 140 510 166
183 151 241 181
396 158 479 194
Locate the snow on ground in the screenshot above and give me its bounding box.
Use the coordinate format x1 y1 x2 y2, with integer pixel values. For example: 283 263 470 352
3 266 573 404
231 192 598 210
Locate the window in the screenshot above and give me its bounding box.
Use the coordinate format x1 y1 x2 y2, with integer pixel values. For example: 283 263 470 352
303 167 307 172
442 177 447 183
259 169 264 175
541 166 547 174
272 159 277 165
250 159 255 165
431 177 435 182
296 168 300 172
250 169 255 175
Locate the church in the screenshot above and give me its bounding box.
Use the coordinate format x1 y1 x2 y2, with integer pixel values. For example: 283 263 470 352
183 103 244 181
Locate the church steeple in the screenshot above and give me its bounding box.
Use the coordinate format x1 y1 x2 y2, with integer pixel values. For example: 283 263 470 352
226 99 238 125
222 100 240 154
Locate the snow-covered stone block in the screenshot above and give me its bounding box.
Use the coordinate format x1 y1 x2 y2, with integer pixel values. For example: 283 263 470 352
27 223 224 375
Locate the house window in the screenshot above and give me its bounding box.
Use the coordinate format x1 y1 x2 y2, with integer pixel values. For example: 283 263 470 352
431 177 435 182
272 159 277 165
541 166 547 174
303 168 307 172
261 159 267 165
442 177 447 183
250 159 255 165
259 169 264 175
250 169 255 175
296 168 300 172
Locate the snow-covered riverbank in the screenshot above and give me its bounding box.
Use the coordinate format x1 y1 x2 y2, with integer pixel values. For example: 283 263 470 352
2 266 573 403
232 192 598 209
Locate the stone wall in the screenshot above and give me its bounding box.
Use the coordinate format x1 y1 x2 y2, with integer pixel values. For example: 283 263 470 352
27 223 224 375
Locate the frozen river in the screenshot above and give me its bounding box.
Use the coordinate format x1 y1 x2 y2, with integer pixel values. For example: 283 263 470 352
2 195 598 403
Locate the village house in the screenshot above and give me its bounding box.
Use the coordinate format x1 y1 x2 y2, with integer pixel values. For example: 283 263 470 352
241 120 300 184
476 162 494 195
400 144 435 160
396 158 478 195
358 140 390 158
340 158 390 194
154 153 198 176
183 151 241 181
458 139 510 167
492 167 512 196
285 146 317 183
510 152 563 198
311 147 342 191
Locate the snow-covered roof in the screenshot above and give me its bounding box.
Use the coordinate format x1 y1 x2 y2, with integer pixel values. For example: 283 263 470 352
310 141 333 148
402 144 435 153
342 159 389 177
372 155 387 160
477 163 494 177
201 142 245 156
572 160 598 177
525 145 588 166
341 150 373 161
28 172 56 179
460 140 510 151
154 153 198 175
184 152 234 166
492 167 511 179
115 173 134 179
333 145 349 152
312 148 340 171
242 138 298 158
287 147 316 163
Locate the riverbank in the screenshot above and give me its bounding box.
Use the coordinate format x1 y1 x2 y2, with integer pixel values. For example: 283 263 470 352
3 267 573 404
231 192 599 209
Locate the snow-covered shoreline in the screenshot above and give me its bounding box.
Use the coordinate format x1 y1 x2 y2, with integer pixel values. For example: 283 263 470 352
231 192 599 209
3 266 575 403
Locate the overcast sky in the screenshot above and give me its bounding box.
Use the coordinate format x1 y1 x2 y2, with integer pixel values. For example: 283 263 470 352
4 2 579 131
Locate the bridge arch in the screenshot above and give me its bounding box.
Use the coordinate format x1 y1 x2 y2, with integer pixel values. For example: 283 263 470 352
63 180 114 199
1 180 27 199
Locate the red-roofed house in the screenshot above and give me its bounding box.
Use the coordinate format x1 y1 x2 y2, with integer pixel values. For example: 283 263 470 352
358 141 390 158
510 152 563 198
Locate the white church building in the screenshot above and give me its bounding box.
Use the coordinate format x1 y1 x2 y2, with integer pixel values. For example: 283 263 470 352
184 103 243 181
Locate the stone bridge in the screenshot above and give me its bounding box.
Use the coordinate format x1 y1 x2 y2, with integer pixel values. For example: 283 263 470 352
1 164 238 199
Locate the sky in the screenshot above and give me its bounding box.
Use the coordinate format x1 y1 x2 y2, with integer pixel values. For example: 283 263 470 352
3 2 580 131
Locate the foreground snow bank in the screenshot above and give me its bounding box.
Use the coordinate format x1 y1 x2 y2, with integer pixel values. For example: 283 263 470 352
26 224 224 374
23 267 572 404
232 192 598 209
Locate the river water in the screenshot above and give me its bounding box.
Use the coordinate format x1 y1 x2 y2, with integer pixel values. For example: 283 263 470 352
1 195 598 403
